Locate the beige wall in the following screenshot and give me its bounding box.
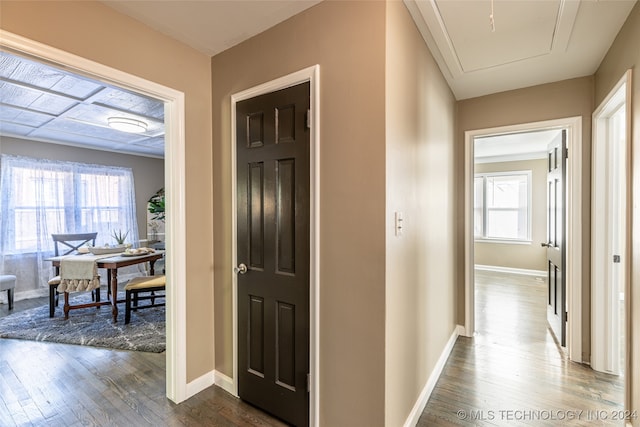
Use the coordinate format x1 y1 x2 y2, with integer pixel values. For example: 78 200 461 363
0 1 214 382
384 2 457 426
594 2 640 420
212 2 387 425
1 137 164 242
474 159 547 272
456 77 594 360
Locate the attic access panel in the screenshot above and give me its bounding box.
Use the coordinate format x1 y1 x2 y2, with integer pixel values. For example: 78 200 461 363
435 0 561 72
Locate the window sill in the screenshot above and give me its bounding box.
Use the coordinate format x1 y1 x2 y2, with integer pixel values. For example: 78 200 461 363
474 239 532 245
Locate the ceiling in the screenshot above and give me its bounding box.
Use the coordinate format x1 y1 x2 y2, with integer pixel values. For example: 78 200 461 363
106 0 636 100
405 0 636 99
0 51 165 158
474 129 562 163
103 0 323 57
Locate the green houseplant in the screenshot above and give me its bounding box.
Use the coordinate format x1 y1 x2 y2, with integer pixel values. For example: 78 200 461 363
111 229 129 245
148 188 165 221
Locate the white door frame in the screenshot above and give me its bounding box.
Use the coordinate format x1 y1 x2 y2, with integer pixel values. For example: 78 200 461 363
464 117 583 363
230 65 321 427
591 70 632 375
0 31 189 402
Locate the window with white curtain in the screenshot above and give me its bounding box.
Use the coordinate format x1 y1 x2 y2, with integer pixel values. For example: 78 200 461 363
474 171 531 242
0 155 139 253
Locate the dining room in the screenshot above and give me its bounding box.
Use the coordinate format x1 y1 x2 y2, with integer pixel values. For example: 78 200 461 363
0 50 167 348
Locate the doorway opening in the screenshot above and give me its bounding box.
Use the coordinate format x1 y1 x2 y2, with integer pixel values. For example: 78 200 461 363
591 70 631 383
0 30 188 402
464 117 583 363
473 127 566 345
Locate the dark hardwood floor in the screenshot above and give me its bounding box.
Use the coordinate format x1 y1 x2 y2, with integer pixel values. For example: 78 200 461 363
418 270 625 426
1 292 286 426
0 293 47 319
0 338 287 426
1 271 626 426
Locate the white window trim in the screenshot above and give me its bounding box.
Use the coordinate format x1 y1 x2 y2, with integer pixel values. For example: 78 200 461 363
474 170 532 243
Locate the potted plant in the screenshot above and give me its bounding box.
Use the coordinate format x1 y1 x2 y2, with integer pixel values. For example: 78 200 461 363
111 229 129 246
148 188 165 221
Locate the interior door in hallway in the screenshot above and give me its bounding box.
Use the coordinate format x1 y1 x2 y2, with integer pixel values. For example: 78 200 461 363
544 130 567 346
236 82 310 427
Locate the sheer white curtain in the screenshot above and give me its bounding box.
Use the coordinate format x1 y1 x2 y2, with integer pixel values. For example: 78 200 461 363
0 155 139 300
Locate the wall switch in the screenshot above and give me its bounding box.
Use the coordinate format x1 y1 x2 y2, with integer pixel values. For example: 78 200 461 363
395 212 403 236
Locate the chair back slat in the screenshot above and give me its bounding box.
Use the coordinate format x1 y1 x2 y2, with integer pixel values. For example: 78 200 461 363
52 233 98 256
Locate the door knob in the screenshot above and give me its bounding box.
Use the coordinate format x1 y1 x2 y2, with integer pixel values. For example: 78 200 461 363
541 242 551 248
234 263 248 274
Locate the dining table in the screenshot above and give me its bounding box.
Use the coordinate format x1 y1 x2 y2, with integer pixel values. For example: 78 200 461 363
48 250 165 322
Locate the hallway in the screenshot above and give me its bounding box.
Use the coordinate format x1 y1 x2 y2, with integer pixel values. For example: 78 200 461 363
418 270 625 426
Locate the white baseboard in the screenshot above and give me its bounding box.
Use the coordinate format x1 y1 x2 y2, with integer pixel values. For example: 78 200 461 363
185 370 215 400
184 370 235 401
403 325 464 427
214 370 236 396
475 264 545 277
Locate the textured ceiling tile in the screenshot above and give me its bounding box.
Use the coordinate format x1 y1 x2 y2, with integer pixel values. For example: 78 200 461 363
52 75 104 99
0 104 21 121
0 84 41 108
41 118 135 143
65 103 164 134
61 103 112 126
0 105 53 127
94 87 165 120
29 93 78 115
0 53 21 78
0 51 165 158
10 60 65 89
132 97 165 119
14 110 55 127
0 121 36 136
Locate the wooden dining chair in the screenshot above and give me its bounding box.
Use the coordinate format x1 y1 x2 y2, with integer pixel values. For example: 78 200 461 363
124 275 166 324
48 232 98 317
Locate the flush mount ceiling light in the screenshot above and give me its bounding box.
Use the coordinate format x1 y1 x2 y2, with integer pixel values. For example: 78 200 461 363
107 117 148 133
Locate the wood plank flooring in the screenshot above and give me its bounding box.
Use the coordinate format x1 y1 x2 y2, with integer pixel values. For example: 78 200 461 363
0 338 287 426
1 293 286 426
1 271 626 426
0 293 47 319
418 270 625 426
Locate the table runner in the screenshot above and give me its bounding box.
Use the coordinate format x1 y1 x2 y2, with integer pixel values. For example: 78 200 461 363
57 254 120 292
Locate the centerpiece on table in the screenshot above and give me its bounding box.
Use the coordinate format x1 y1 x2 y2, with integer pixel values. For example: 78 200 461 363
87 229 131 255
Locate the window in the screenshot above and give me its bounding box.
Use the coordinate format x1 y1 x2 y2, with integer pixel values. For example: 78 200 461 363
474 171 531 242
0 155 139 254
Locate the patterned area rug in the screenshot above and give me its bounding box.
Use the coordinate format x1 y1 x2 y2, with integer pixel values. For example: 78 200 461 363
0 292 165 353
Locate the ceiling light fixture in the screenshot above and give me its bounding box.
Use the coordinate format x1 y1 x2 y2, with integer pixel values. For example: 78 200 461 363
107 117 148 133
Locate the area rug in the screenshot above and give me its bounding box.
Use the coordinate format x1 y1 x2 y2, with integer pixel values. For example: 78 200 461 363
0 292 165 353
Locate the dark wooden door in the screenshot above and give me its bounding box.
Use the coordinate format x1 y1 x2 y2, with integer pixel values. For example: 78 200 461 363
236 82 310 427
544 130 567 346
